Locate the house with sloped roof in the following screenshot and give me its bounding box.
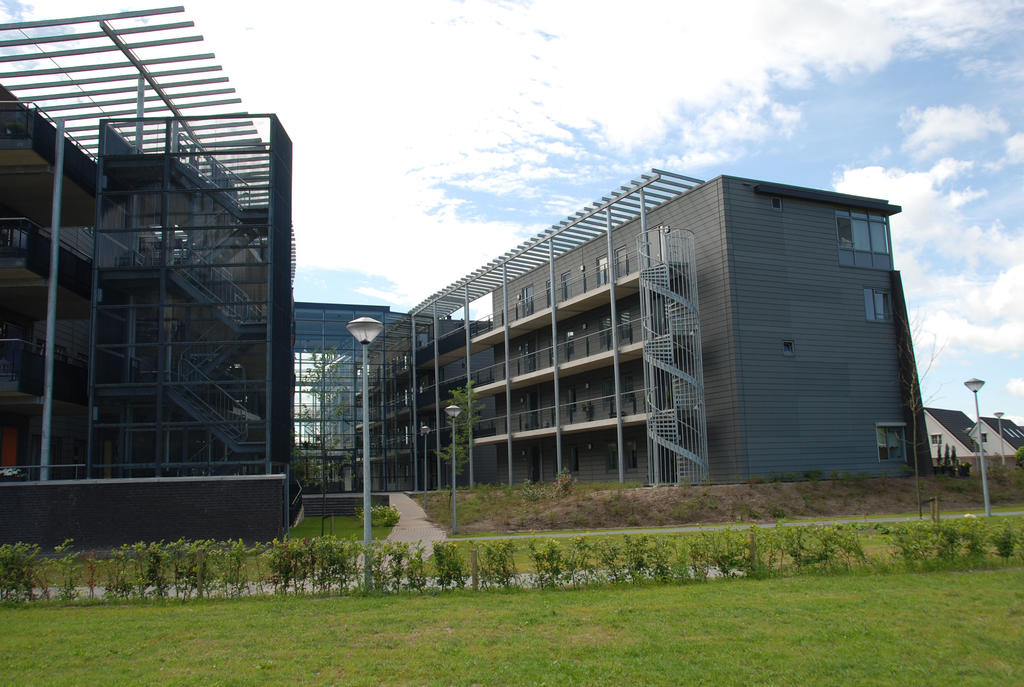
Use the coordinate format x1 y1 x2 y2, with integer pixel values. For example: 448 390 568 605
924 407 976 466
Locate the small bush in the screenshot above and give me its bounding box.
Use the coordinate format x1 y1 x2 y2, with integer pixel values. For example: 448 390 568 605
353 505 401 527
479 541 517 589
432 542 466 589
0 541 41 601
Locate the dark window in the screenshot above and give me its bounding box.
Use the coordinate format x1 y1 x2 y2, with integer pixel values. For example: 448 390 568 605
876 426 904 461
569 445 579 472
864 289 892 321
606 442 618 471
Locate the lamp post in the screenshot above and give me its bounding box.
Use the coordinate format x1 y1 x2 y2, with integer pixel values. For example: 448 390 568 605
964 378 990 517
419 424 430 507
445 404 461 535
994 411 1006 465
347 316 383 589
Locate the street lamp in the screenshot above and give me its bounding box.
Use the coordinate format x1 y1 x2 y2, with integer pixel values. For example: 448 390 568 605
963 378 991 517
445 404 461 535
419 424 430 507
347 316 383 589
994 411 1006 465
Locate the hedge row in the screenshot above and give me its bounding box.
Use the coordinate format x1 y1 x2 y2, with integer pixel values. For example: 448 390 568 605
2 517 1022 602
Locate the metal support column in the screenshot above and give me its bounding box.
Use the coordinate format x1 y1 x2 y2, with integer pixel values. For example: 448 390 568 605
503 263 513 486
548 237 562 474
40 118 65 481
638 187 656 485
464 285 474 487
433 304 442 490
607 209 625 482
410 315 418 492
135 75 144 150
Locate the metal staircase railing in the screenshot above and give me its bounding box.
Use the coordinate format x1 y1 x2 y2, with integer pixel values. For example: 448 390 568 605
170 355 250 445
638 227 708 484
171 247 266 328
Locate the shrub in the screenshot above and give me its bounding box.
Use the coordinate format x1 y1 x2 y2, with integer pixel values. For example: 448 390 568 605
432 542 466 589
52 539 79 601
528 539 565 588
564 537 598 587
353 505 401 527
479 541 518 589
0 541 41 601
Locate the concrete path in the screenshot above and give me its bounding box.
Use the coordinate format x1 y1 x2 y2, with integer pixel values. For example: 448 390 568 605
386 492 447 553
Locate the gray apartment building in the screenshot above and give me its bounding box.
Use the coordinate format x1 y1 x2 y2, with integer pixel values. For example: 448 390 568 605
407 171 927 485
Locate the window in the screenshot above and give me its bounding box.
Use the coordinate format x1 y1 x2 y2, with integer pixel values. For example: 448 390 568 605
606 442 618 471
597 255 609 285
561 271 572 301
836 210 892 269
569 445 579 472
876 425 904 461
618 310 632 343
545 280 551 308
626 440 638 470
930 434 942 445
614 246 630 278
564 329 575 361
771 196 783 211
519 285 534 317
864 289 892 321
782 340 795 356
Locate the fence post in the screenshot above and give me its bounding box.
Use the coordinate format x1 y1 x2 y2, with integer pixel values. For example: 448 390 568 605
471 548 479 591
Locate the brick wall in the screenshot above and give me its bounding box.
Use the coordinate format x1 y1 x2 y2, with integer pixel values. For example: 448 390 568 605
0 475 285 550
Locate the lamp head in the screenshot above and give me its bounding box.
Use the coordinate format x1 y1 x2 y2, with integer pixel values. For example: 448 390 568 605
994 411 1004 419
419 424 430 436
445 404 462 419
346 316 384 345
964 378 985 393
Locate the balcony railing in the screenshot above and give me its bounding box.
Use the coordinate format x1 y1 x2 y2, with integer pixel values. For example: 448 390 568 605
476 388 645 437
0 338 88 404
0 217 93 298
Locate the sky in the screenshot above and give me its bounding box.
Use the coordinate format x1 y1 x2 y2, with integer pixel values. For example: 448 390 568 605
2 0 1022 426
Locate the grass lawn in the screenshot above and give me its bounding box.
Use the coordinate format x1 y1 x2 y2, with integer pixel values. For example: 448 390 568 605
2 568 1021 685
288 516 393 540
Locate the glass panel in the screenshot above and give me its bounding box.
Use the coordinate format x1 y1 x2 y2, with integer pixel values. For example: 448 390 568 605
836 216 853 249
870 221 889 254
852 220 870 251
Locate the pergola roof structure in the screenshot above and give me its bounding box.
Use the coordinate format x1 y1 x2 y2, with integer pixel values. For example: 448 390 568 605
410 169 704 318
0 6 267 170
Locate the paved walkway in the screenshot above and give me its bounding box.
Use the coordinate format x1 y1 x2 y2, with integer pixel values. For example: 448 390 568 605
386 492 447 553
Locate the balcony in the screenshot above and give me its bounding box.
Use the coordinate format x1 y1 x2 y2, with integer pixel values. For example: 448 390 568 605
0 338 88 411
0 217 92 319
0 102 97 228
474 388 646 445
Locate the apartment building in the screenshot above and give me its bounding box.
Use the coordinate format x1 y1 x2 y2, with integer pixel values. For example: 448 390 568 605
1 8 293 481
407 171 927 485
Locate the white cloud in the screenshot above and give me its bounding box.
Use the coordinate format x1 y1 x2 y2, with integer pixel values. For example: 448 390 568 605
900 105 1008 159
1007 378 1024 399
1005 133 1024 164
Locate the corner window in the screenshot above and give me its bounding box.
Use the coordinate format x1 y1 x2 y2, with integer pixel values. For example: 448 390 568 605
864 288 891 321
876 425 904 461
837 210 892 269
